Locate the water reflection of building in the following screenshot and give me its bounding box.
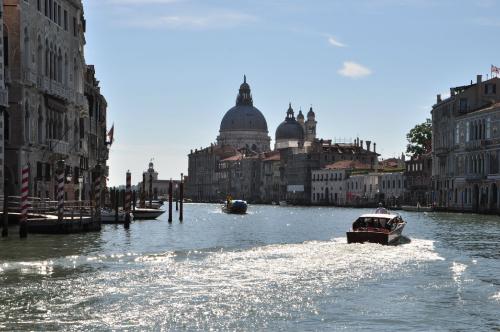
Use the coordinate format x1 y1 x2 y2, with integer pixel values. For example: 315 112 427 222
187 77 378 204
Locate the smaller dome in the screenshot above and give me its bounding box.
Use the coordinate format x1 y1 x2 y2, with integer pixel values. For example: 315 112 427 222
275 104 305 140
307 106 315 118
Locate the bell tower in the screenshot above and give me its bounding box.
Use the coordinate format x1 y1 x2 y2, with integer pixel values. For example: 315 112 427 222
305 106 317 141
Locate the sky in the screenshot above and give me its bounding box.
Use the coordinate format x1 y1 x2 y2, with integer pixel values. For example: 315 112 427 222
83 0 500 186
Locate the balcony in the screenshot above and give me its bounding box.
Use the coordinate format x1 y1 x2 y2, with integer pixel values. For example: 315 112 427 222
0 88 8 107
434 147 450 155
465 173 486 182
48 139 69 156
465 140 487 151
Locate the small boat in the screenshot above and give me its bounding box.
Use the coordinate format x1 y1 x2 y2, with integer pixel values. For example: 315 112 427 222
132 207 165 220
222 200 248 214
346 213 406 245
401 205 433 212
100 208 128 224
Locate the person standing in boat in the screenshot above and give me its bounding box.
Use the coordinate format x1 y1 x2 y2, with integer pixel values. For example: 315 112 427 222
375 202 388 214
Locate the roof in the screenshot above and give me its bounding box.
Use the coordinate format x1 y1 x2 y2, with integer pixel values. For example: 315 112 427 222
325 160 371 170
262 151 280 161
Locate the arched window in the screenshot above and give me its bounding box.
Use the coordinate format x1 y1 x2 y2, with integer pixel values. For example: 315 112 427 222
57 48 62 82
64 53 68 85
23 27 30 68
37 36 43 75
24 102 31 143
37 107 43 144
45 39 49 76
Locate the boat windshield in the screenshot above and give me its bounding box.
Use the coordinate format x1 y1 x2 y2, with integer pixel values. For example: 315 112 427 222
353 216 392 229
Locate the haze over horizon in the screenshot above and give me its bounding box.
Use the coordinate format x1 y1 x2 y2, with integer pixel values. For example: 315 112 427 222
83 0 500 186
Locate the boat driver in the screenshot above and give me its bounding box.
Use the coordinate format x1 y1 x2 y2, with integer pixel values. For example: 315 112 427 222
375 202 388 214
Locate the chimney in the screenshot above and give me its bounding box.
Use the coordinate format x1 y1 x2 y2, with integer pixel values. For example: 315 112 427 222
477 74 482 84
366 140 371 151
373 142 376 153
437 94 442 103
450 88 455 97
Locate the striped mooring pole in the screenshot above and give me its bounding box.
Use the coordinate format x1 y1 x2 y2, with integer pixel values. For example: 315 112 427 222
124 171 131 228
94 165 102 223
19 164 29 238
57 160 65 222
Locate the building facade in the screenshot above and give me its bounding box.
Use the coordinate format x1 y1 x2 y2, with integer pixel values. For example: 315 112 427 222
432 74 500 212
0 0 8 197
2 0 108 200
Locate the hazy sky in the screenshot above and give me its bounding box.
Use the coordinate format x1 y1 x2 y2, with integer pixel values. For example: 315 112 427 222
83 0 500 186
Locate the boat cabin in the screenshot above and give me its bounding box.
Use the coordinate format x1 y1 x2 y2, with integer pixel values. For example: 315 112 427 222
352 213 403 232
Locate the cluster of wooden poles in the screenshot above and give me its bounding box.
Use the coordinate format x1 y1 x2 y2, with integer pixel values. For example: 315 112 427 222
1 166 184 238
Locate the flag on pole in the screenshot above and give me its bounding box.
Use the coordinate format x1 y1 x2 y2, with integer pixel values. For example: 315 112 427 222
107 124 114 146
491 64 500 77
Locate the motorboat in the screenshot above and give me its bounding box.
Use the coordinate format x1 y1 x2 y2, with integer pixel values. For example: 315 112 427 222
132 207 165 220
222 200 248 214
346 212 406 245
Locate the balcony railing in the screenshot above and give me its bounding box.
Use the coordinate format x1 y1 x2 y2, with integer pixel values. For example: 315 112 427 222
48 139 69 156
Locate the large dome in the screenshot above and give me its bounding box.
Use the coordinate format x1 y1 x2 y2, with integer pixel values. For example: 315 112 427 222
220 105 268 132
276 104 305 140
219 76 268 133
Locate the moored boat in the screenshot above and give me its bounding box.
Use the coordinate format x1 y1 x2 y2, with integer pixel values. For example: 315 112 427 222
346 213 406 245
132 208 165 220
401 205 433 212
222 200 248 214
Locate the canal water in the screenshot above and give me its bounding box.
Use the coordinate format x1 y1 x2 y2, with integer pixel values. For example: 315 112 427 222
0 204 499 331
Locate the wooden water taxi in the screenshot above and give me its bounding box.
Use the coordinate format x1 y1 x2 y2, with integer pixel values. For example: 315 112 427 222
347 213 406 245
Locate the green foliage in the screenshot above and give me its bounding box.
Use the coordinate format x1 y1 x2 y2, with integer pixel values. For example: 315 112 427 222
406 118 432 157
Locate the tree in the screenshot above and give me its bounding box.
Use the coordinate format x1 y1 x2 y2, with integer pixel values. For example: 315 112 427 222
406 118 432 157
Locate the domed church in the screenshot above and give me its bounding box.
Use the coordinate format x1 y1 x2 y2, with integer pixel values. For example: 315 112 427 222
217 76 271 152
275 104 316 150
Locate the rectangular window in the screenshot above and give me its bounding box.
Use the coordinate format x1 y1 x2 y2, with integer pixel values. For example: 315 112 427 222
64 10 68 30
459 98 468 112
487 117 491 139
45 0 48 16
466 121 470 142
73 17 77 37
455 123 460 144
38 0 41 11
58 5 61 25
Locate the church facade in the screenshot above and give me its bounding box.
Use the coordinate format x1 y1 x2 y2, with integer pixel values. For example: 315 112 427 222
186 77 377 204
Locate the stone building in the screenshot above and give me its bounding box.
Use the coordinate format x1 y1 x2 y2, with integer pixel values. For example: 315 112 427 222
137 161 181 200
432 74 500 212
0 0 8 197
403 153 432 206
2 0 108 199
187 77 379 205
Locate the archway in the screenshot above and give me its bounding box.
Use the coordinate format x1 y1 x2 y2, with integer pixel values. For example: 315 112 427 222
472 184 479 212
490 183 498 212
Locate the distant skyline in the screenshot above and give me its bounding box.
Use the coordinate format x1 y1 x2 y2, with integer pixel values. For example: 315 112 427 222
83 0 500 186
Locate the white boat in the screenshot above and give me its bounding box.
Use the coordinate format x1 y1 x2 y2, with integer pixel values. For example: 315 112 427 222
347 212 406 245
133 207 165 220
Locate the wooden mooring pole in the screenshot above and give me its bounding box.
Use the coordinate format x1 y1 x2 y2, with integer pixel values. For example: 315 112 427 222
168 179 173 223
2 194 8 237
124 171 131 229
179 173 184 222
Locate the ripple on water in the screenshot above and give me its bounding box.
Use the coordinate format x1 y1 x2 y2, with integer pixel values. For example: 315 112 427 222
0 237 444 330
